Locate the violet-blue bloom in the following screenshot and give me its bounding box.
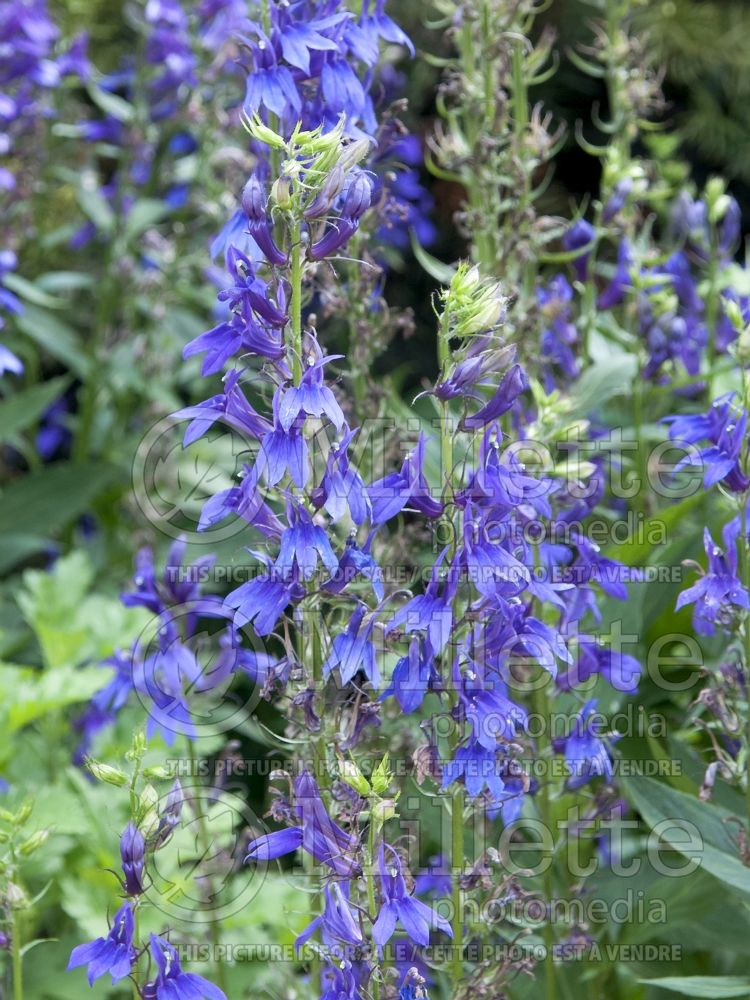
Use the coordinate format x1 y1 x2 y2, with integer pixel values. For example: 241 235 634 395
246 771 360 877
386 551 458 653
275 498 339 580
314 428 372 524
256 388 310 488
143 934 226 999
381 636 440 713
67 901 135 986
295 881 363 952
323 605 380 685
120 822 146 896
278 346 346 432
369 433 443 523
676 517 750 635
460 362 529 429
372 843 452 947
562 218 595 282
561 699 614 790
666 393 750 493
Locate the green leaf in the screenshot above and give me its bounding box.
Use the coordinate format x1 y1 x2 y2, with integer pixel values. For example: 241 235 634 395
567 354 638 418
14 306 91 377
18 551 149 669
1 272 65 309
639 978 750 998
123 198 171 240
0 376 70 443
20 938 56 959
409 228 456 283
85 81 135 123
623 775 750 897
76 185 115 234
0 462 122 538
0 533 51 574
0 664 109 732
35 271 95 294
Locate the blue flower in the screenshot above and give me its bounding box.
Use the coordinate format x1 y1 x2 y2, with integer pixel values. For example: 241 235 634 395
275 498 339 580
314 428 372 524
324 605 380 685
325 530 384 601
557 636 641 694
538 276 579 387
381 636 440 713
309 169 374 259
120 822 145 896
561 699 614 789
458 507 530 598
256 388 310 488
676 517 750 635
241 174 289 266
442 738 507 800
67 902 135 986
295 881 363 952
386 551 458 653
174 371 270 447
460 362 528 429
246 772 360 878
225 556 302 637
602 178 632 223
372 843 452 947
562 219 595 282
143 934 226 999
278 343 346 432
369 433 443 523
666 393 750 493
454 658 527 751
597 239 632 310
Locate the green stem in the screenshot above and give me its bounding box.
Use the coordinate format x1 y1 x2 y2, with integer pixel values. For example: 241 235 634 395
450 781 464 991
705 250 720 400
131 905 140 1000
366 816 380 1000
289 220 303 386
533 680 556 1000
186 740 227 994
10 908 22 1000
740 462 750 835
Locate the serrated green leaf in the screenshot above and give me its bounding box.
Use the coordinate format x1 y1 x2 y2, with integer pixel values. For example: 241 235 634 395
0 376 70 443
14 306 91 377
639 977 750 998
623 775 750 897
0 664 109 732
0 462 122 538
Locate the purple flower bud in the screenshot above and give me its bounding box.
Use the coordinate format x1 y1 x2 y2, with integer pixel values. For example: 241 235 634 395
460 363 529 429
602 178 632 223
241 174 267 222
303 165 346 219
340 170 373 220
241 175 288 266
309 218 358 260
309 171 373 259
562 219 595 282
153 778 184 848
120 822 145 896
